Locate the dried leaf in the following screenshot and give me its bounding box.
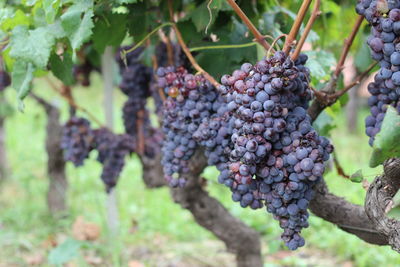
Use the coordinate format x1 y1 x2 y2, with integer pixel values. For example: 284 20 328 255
72 216 101 241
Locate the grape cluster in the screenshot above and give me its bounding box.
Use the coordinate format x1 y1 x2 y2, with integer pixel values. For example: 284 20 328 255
157 66 219 187
213 52 333 250
61 116 136 192
0 70 11 91
93 128 135 192
117 47 153 138
61 117 94 166
73 60 99 87
356 0 400 145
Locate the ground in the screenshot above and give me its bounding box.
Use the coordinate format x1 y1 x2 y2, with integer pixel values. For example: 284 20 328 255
0 74 399 266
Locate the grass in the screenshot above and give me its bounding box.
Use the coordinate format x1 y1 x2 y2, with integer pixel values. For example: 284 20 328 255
0 74 399 266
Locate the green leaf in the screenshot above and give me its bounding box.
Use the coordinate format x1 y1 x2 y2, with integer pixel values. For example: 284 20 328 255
350 169 363 183
61 4 94 50
11 61 35 104
50 52 74 85
1 9 31 31
43 0 60 24
312 111 336 137
92 13 127 54
304 50 336 81
116 0 138 3
48 238 83 265
47 20 67 39
370 106 400 167
355 34 373 70
190 2 216 32
9 25 55 68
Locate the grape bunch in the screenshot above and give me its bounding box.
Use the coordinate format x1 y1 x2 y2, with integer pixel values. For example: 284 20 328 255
73 60 99 87
117 47 153 138
93 128 135 192
199 52 332 250
0 70 11 91
157 66 219 187
61 117 94 167
356 0 400 145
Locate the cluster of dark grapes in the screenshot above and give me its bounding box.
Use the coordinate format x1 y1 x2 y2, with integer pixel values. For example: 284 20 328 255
0 70 11 91
73 60 99 87
92 128 135 192
61 117 135 192
157 66 220 187
61 117 94 166
356 0 400 145
158 51 333 250
116 46 153 138
214 52 333 250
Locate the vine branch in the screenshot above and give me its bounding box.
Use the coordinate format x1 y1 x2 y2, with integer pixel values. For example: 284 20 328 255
292 0 321 60
334 15 364 77
167 0 220 87
226 0 273 52
283 0 312 55
44 77 104 126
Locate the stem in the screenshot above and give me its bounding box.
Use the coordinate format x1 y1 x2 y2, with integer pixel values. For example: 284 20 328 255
334 15 364 77
44 77 104 126
226 0 273 52
136 110 145 155
121 22 174 62
283 0 312 55
190 42 257 52
267 34 287 57
333 152 350 179
164 36 175 66
332 62 377 99
167 0 220 87
292 0 321 60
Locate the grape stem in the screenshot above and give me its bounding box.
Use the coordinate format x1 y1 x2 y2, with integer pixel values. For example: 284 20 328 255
291 0 321 60
283 0 312 55
121 22 174 65
190 42 257 52
332 151 350 179
334 15 364 77
164 35 175 66
167 0 220 87
136 110 145 155
44 77 105 127
226 0 274 52
311 62 376 106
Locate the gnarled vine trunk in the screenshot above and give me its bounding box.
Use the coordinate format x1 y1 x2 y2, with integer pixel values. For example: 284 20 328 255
141 151 263 267
33 94 68 214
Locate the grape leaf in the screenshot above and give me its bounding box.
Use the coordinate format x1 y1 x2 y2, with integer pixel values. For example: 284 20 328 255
304 50 336 81
370 106 400 168
312 111 336 137
92 13 127 54
116 0 138 3
11 61 35 104
43 0 60 24
50 52 74 85
9 25 55 68
61 6 94 50
190 2 217 32
1 9 31 31
48 238 83 265
350 169 363 183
